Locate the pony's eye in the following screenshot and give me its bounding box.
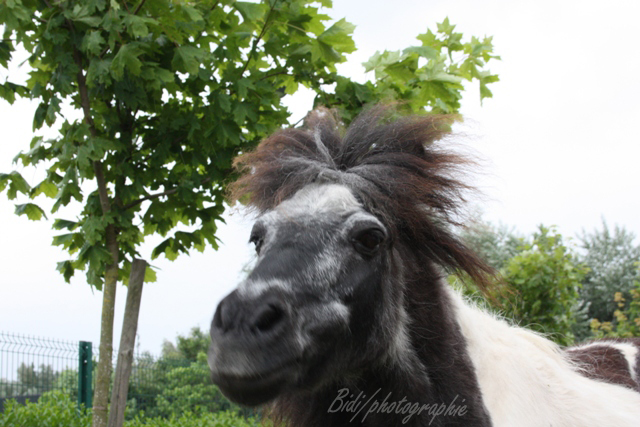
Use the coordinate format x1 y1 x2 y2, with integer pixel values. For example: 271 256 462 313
351 228 385 257
249 225 266 255
249 233 264 254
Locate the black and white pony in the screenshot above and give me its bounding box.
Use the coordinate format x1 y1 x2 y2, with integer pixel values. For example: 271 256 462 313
208 107 640 426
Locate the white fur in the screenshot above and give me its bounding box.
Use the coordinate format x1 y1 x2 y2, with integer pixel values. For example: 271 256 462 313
237 279 292 298
447 288 640 427
274 183 361 217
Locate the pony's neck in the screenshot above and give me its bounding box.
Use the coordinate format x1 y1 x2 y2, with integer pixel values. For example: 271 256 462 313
299 269 493 427
448 288 640 427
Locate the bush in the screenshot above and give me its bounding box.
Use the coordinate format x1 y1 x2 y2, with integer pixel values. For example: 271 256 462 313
0 391 263 427
0 391 90 427
590 276 640 338
577 221 640 323
498 226 587 345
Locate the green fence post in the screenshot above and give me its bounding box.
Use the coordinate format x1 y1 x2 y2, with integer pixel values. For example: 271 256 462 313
78 341 93 410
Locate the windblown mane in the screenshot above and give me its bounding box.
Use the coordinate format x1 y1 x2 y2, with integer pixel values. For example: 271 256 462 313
231 106 494 291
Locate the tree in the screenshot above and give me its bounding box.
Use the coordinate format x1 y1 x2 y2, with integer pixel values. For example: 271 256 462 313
459 219 522 270
16 363 58 396
0 2 498 426
175 326 210 363
577 220 640 322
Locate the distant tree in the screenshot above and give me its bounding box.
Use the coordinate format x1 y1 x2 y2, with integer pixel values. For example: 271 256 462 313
160 341 181 360
577 220 640 322
0 2 498 426
460 220 522 270
54 369 78 399
16 363 58 395
175 327 210 363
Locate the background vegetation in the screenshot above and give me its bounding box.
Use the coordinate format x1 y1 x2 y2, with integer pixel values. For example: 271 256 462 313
460 219 640 345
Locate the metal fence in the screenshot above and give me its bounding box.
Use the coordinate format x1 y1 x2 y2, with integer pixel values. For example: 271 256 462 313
0 332 254 419
0 332 92 411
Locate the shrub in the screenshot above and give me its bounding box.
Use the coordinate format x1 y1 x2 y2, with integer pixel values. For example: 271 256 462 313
0 391 262 427
0 391 90 427
590 276 640 338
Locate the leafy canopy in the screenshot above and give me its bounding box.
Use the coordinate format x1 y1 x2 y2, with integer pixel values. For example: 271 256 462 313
0 0 499 290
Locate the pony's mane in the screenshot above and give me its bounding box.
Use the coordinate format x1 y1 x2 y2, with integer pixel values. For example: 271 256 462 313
231 105 494 290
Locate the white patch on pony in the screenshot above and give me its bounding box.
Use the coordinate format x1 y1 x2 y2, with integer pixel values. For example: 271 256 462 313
570 341 639 382
295 301 351 352
274 183 362 218
447 286 640 427
385 303 414 367
236 279 292 298
309 249 342 287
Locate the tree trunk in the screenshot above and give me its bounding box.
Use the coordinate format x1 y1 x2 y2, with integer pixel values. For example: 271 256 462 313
107 259 147 427
92 224 119 427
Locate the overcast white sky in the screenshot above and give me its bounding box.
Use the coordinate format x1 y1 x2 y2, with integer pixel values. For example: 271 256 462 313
1 0 639 355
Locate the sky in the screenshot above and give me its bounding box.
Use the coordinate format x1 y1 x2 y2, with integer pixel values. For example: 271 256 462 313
1 0 639 355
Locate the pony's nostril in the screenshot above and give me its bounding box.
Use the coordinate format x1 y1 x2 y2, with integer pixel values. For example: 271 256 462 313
253 303 285 333
213 295 235 332
213 303 224 329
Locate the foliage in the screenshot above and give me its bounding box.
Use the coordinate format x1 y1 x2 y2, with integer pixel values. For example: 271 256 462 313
590 275 640 339
460 220 522 270
125 347 247 420
14 363 57 395
577 221 640 322
175 327 210 363
318 17 499 124
0 1 498 288
0 391 90 427
160 329 210 362
153 362 240 419
498 226 587 345
0 391 262 427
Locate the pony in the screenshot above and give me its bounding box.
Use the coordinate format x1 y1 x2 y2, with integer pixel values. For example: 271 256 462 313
208 106 640 426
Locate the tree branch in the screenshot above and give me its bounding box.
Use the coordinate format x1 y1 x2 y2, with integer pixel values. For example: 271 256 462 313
69 21 113 217
239 0 279 77
133 0 147 15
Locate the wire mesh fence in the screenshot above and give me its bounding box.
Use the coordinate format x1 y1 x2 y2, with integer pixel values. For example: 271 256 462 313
0 332 80 411
0 331 259 420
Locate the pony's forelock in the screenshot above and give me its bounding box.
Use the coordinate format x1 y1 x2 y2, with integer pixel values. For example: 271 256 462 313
230 105 495 292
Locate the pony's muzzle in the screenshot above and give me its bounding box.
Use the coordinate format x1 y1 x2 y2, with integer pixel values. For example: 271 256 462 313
212 289 288 336
208 289 298 406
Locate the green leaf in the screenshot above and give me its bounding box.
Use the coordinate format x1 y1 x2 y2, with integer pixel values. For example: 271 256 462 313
123 15 154 38
172 46 203 75
235 2 266 22
384 56 418 83
67 4 102 27
82 31 106 55
53 219 79 231
56 261 75 283
15 203 47 221
144 266 157 283
111 43 144 77
403 45 438 60
0 171 31 199
317 18 356 55
437 17 455 35
31 180 59 198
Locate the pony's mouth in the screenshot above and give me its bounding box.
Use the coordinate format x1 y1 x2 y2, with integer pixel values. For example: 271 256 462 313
211 362 299 406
